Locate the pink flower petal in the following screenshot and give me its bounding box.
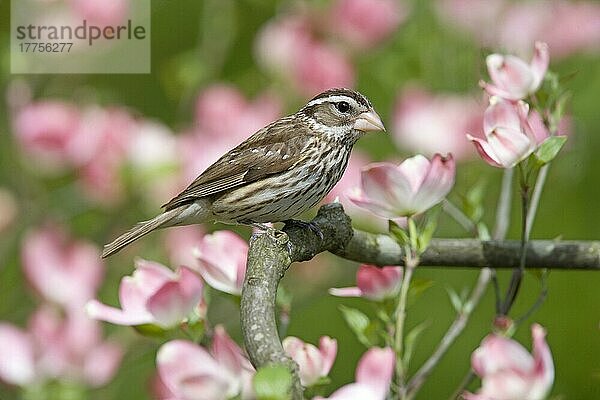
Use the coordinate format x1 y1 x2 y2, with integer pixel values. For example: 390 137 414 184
467 134 504 168
356 347 394 399
83 341 123 387
157 340 234 400
487 127 534 168
321 382 382 400
397 154 431 193
411 153 455 213
356 265 403 300
0 324 36 385
486 54 534 100
318 336 338 376
347 188 399 219
483 98 521 135
328 286 364 298
146 281 191 328
194 231 248 295
86 299 152 326
361 163 414 214
530 324 554 399
530 42 549 92
211 325 245 377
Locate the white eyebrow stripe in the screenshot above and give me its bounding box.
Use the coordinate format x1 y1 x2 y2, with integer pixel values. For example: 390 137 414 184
305 95 362 109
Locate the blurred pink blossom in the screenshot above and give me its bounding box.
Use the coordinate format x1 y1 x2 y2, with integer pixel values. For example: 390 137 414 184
73 106 137 204
329 0 407 48
349 154 456 218
315 347 394 400
150 371 177 400
255 15 355 96
70 0 129 26
157 325 254 400
481 42 549 101
282 336 337 386
195 84 282 144
164 225 206 270
255 15 314 76
330 264 403 301
393 86 484 160
13 100 81 170
467 97 546 168
499 1 600 59
435 0 507 45
437 0 600 59
127 121 181 206
12 100 139 205
22 225 103 309
463 324 554 400
295 42 355 96
86 259 203 329
0 306 123 388
193 230 248 296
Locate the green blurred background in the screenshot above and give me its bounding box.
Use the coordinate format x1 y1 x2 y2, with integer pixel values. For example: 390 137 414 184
1 0 599 399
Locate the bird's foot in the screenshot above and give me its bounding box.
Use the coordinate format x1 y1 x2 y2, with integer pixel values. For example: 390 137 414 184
240 220 288 243
283 219 324 242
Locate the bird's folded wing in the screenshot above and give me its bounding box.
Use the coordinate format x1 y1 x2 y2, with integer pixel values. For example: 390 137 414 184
162 132 310 210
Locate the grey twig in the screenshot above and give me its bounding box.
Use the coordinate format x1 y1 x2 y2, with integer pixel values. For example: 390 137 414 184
240 203 600 399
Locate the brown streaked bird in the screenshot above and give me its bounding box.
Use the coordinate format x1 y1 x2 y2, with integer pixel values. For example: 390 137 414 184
102 88 385 258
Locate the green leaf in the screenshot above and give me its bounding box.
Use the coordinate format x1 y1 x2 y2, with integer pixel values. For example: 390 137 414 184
253 365 293 400
133 323 169 338
408 278 434 305
534 136 567 165
550 92 571 134
185 318 205 342
462 180 487 223
389 220 409 246
403 321 429 367
339 305 374 347
417 209 439 254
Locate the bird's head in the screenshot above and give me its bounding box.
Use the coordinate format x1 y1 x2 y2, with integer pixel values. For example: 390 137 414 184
299 88 386 141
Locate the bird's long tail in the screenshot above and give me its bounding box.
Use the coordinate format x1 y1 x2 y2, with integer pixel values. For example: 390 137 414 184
101 207 182 258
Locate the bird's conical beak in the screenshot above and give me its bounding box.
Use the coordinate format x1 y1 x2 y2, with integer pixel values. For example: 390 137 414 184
354 110 386 132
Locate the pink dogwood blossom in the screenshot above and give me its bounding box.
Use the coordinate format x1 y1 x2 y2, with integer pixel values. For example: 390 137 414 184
393 86 485 160
463 324 554 400
282 336 337 386
157 325 254 400
21 225 103 309
480 42 549 101
330 264 403 301
467 97 546 168
294 42 355 96
194 84 282 144
329 0 407 48
315 347 394 400
86 259 204 329
0 306 123 388
349 154 455 218
255 15 355 96
193 230 248 296
13 100 81 170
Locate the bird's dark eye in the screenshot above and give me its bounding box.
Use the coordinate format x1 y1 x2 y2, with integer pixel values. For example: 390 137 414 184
336 101 351 113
